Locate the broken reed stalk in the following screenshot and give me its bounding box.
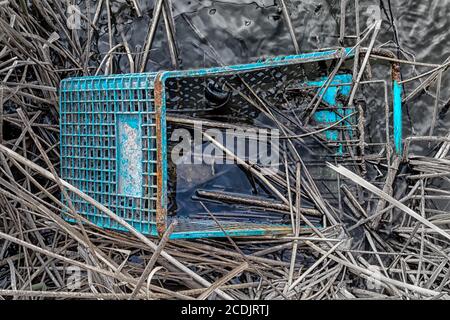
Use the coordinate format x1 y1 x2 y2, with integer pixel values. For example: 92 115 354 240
279 0 299 53
162 0 180 69
140 0 164 73
286 163 301 292
339 0 348 45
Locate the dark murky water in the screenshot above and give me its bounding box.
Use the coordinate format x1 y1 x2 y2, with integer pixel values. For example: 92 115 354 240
89 0 450 220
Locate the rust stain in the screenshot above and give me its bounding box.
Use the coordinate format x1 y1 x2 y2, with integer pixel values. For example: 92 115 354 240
154 73 166 237
391 62 401 82
369 48 401 82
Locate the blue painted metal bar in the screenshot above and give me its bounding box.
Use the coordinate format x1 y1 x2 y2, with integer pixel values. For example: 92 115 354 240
365 48 403 156
393 80 403 155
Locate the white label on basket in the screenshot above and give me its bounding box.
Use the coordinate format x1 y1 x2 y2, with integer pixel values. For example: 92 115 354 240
117 114 143 197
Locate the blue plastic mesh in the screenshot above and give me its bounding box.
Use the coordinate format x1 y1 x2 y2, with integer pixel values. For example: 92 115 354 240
60 73 159 235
